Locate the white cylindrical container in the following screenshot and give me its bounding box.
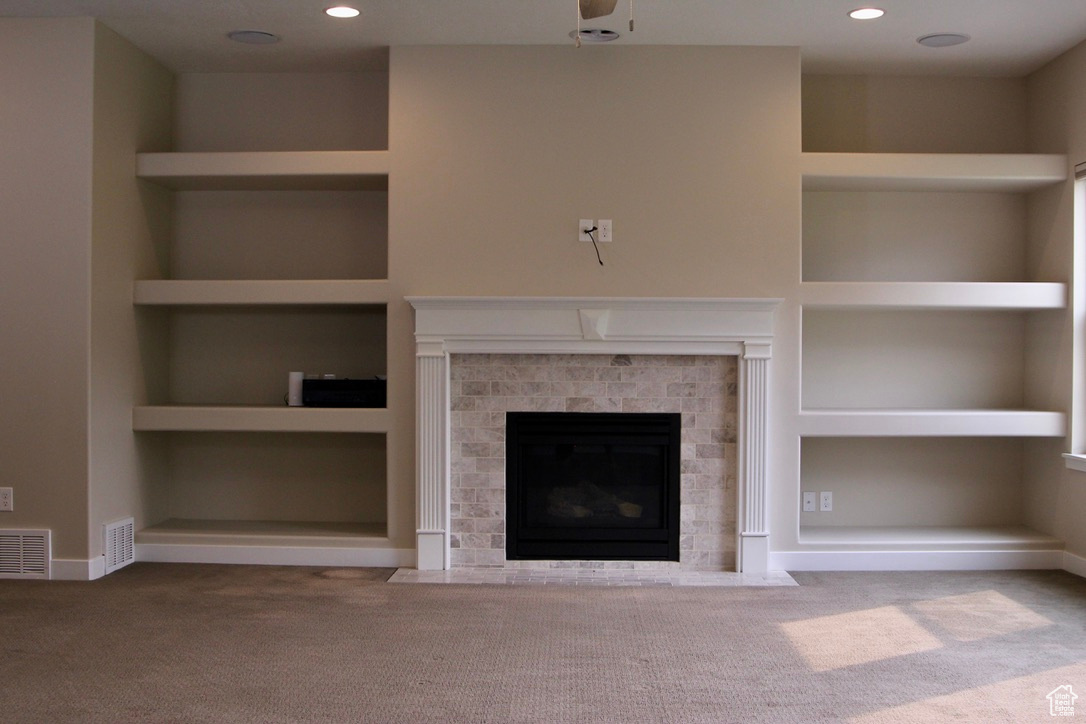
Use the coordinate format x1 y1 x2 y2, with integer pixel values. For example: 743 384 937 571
288 371 304 406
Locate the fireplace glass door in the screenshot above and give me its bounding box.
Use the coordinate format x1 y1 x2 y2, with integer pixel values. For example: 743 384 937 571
506 412 681 561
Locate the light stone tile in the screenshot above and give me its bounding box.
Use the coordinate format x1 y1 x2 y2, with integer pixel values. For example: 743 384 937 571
475 518 506 535
570 381 608 397
476 427 506 443
681 396 712 413
682 366 713 382
451 425 475 443
636 381 667 398
475 549 506 567
696 444 725 459
475 488 505 506
463 503 502 519
621 397 672 413
459 473 495 488
567 397 622 413
451 397 477 412
451 549 476 566
595 367 622 381
451 518 476 534
667 382 698 398
451 488 477 504
475 457 505 473
461 442 502 459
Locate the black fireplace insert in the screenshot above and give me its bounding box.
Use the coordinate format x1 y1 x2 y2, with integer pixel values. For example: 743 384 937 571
505 412 681 561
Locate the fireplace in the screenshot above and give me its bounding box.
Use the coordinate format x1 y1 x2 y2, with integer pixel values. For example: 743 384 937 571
506 412 682 561
408 296 779 573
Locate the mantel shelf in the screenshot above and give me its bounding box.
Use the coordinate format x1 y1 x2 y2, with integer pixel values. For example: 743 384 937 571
133 405 389 433
802 152 1067 191
799 282 1067 310
136 151 390 190
798 409 1066 437
133 279 390 306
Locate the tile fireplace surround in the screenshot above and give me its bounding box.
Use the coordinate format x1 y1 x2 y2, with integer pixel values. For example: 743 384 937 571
408 297 780 573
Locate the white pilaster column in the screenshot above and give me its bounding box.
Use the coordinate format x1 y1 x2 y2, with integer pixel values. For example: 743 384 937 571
416 342 450 570
738 341 771 573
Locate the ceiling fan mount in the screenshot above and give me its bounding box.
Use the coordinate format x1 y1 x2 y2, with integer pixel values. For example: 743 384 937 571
579 0 619 20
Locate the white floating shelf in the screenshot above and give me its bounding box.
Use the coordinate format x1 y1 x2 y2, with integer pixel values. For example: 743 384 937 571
134 279 390 306
134 520 414 566
799 525 1063 550
136 151 390 190
136 519 388 547
797 409 1066 437
802 153 1067 192
799 282 1066 310
133 405 389 433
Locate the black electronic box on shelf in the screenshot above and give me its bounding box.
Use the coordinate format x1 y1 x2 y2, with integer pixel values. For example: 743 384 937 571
302 378 386 408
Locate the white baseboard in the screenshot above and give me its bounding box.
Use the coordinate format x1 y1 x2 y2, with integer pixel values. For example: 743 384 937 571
136 543 414 568
1063 551 1086 578
769 549 1065 572
51 556 106 581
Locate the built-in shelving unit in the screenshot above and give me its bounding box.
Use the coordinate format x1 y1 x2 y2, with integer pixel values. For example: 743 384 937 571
797 150 1069 566
130 72 400 567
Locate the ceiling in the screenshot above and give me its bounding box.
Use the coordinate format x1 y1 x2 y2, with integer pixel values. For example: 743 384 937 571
3 0 1086 77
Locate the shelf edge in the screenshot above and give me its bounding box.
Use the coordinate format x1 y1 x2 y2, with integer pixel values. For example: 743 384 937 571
133 279 390 306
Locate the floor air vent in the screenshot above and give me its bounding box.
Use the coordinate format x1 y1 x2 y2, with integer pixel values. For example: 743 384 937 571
0 529 51 579
104 517 135 574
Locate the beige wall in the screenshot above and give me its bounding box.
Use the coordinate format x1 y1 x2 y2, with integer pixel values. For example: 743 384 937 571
803 75 1027 153
390 46 801 297
1025 38 1086 558
89 23 174 558
0 18 96 560
175 72 388 152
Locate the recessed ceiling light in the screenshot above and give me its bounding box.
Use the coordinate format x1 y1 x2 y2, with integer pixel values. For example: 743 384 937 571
227 30 280 45
848 8 885 20
917 33 971 48
325 6 360 19
569 28 620 43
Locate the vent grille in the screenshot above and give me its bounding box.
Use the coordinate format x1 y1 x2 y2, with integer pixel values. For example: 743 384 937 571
104 517 135 574
0 529 51 579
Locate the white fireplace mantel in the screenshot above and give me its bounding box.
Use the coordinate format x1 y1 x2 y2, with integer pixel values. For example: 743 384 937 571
407 296 781 573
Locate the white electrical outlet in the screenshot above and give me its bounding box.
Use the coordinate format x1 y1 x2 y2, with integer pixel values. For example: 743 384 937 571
598 219 613 242
802 492 816 512
0 487 12 512
819 491 833 512
579 219 595 242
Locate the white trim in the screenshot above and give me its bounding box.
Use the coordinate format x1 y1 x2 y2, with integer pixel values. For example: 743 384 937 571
50 556 106 581
1063 550 1086 578
769 549 1064 571
408 296 780 573
136 543 414 568
1063 453 1086 473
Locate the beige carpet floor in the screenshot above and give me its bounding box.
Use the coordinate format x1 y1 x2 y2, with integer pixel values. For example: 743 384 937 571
2 564 1085 723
